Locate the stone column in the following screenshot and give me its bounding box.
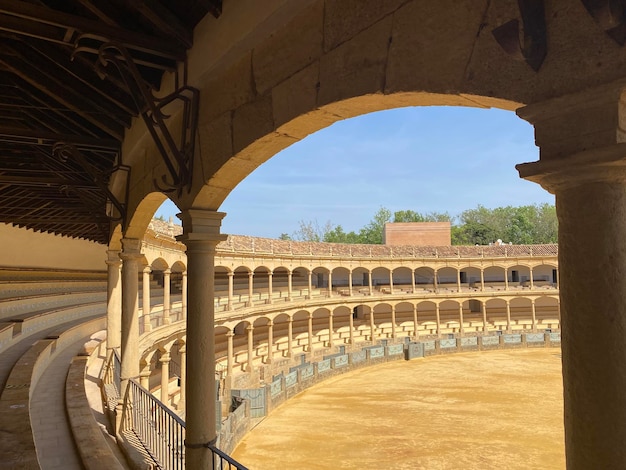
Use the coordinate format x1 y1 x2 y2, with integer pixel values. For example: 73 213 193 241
411 270 416 293
247 271 254 307
531 299 537 332
307 313 313 352
226 332 234 377
307 270 313 298
368 270 373 295
139 362 151 390
390 305 396 338
105 250 122 352
413 304 419 339
348 271 353 296
142 266 152 334
327 312 334 347
327 271 332 297
178 344 186 410
246 325 254 372
162 268 171 325
369 309 375 342
176 209 226 467
160 351 170 404
516 86 626 468
504 267 509 291
456 269 461 293
348 310 354 344
267 321 274 364
505 301 512 333
227 272 234 310
287 269 293 301
268 271 273 304
389 269 394 294
482 301 488 333
119 238 142 409
287 318 293 357
433 269 438 293
529 267 534 290
480 268 485 292
458 304 464 336
181 271 188 318
435 303 441 338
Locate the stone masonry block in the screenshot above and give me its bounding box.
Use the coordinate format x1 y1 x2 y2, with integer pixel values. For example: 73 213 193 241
386 0 487 95
199 52 254 123
253 1 323 95
196 111 233 183
318 16 392 107
272 61 319 130
233 93 274 154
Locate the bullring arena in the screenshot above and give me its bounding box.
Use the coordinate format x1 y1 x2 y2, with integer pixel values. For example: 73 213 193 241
2 1 626 469
0 218 562 468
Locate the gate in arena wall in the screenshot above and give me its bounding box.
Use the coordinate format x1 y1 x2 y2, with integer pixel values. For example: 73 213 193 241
232 388 267 418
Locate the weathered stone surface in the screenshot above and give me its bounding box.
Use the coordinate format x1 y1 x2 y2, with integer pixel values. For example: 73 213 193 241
318 16 392 107
233 93 275 154
253 1 323 95
323 0 405 52
272 61 319 131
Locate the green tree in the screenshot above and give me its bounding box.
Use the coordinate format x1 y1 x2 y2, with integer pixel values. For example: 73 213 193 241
278 233 292 240
323 225 362 243
358 207 392 244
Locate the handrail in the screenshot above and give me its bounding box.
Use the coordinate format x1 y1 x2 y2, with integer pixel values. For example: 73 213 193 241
122 379 247 470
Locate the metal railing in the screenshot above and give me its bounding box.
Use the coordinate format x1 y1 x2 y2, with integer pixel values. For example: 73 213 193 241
101 349 121 400
123 379 247 470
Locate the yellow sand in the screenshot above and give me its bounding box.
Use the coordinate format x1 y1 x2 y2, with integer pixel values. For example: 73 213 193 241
232 349 564 469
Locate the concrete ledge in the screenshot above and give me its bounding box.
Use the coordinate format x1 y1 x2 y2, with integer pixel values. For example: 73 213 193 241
66 356 125 470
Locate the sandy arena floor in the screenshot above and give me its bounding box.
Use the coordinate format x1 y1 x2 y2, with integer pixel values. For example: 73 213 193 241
232 349 564 470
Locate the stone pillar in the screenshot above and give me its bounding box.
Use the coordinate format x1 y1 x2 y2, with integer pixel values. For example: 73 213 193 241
142 266 152 334
119 238 142 409
389 269 394 294
307 270 313 299
287 269 293 301
390 305 396 338
435 303 441 338
413 304 419 339
516 85 626 468
268 271 273 304
482 301 488 333
504 268 509 291
433 269 438 293
458 304 464 336
531 299 537 332
247 271 254 307
227 272 234 310
529 267 534 290
348 271 353 296
480 268 485 292
178 344 186 410
328 312 334 347
181 271 188 318
287 318 293 357
226 332 234 377
368 270 373 295
307 313 313 352
506 301 512 333
456 269 461 293
267 321 274 364
246 325 254 372
139 362 151 390
369 309 375 342
162 268 171 325
160 351 170 404
105 250 122 352
327 271 332 297
411 270 416 293
176 209 226 467
348 310 354 344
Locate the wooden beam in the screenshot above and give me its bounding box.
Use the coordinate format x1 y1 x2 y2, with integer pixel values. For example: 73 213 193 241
0 126 120 149
129 0 193 48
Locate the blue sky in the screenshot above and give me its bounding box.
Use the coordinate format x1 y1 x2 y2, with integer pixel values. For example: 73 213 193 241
156 106 554 238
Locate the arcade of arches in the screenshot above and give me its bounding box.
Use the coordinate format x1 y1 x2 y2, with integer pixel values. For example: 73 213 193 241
5 1 626 469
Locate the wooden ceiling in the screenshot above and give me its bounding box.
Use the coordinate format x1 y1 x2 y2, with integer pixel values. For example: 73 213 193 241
0 0 221 244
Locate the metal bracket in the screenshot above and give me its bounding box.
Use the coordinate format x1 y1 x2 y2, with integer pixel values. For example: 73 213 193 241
581 0 626 45
53 142 129 223
492 0 547 72
74 40 199 196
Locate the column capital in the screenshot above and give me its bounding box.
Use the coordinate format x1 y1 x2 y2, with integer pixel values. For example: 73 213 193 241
143 266 152 274
226 331 235 338
163 268 171 275
227 272 234 278
160 352 171 363
106 249 122 266
120 238 143 260
176 209 227 245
